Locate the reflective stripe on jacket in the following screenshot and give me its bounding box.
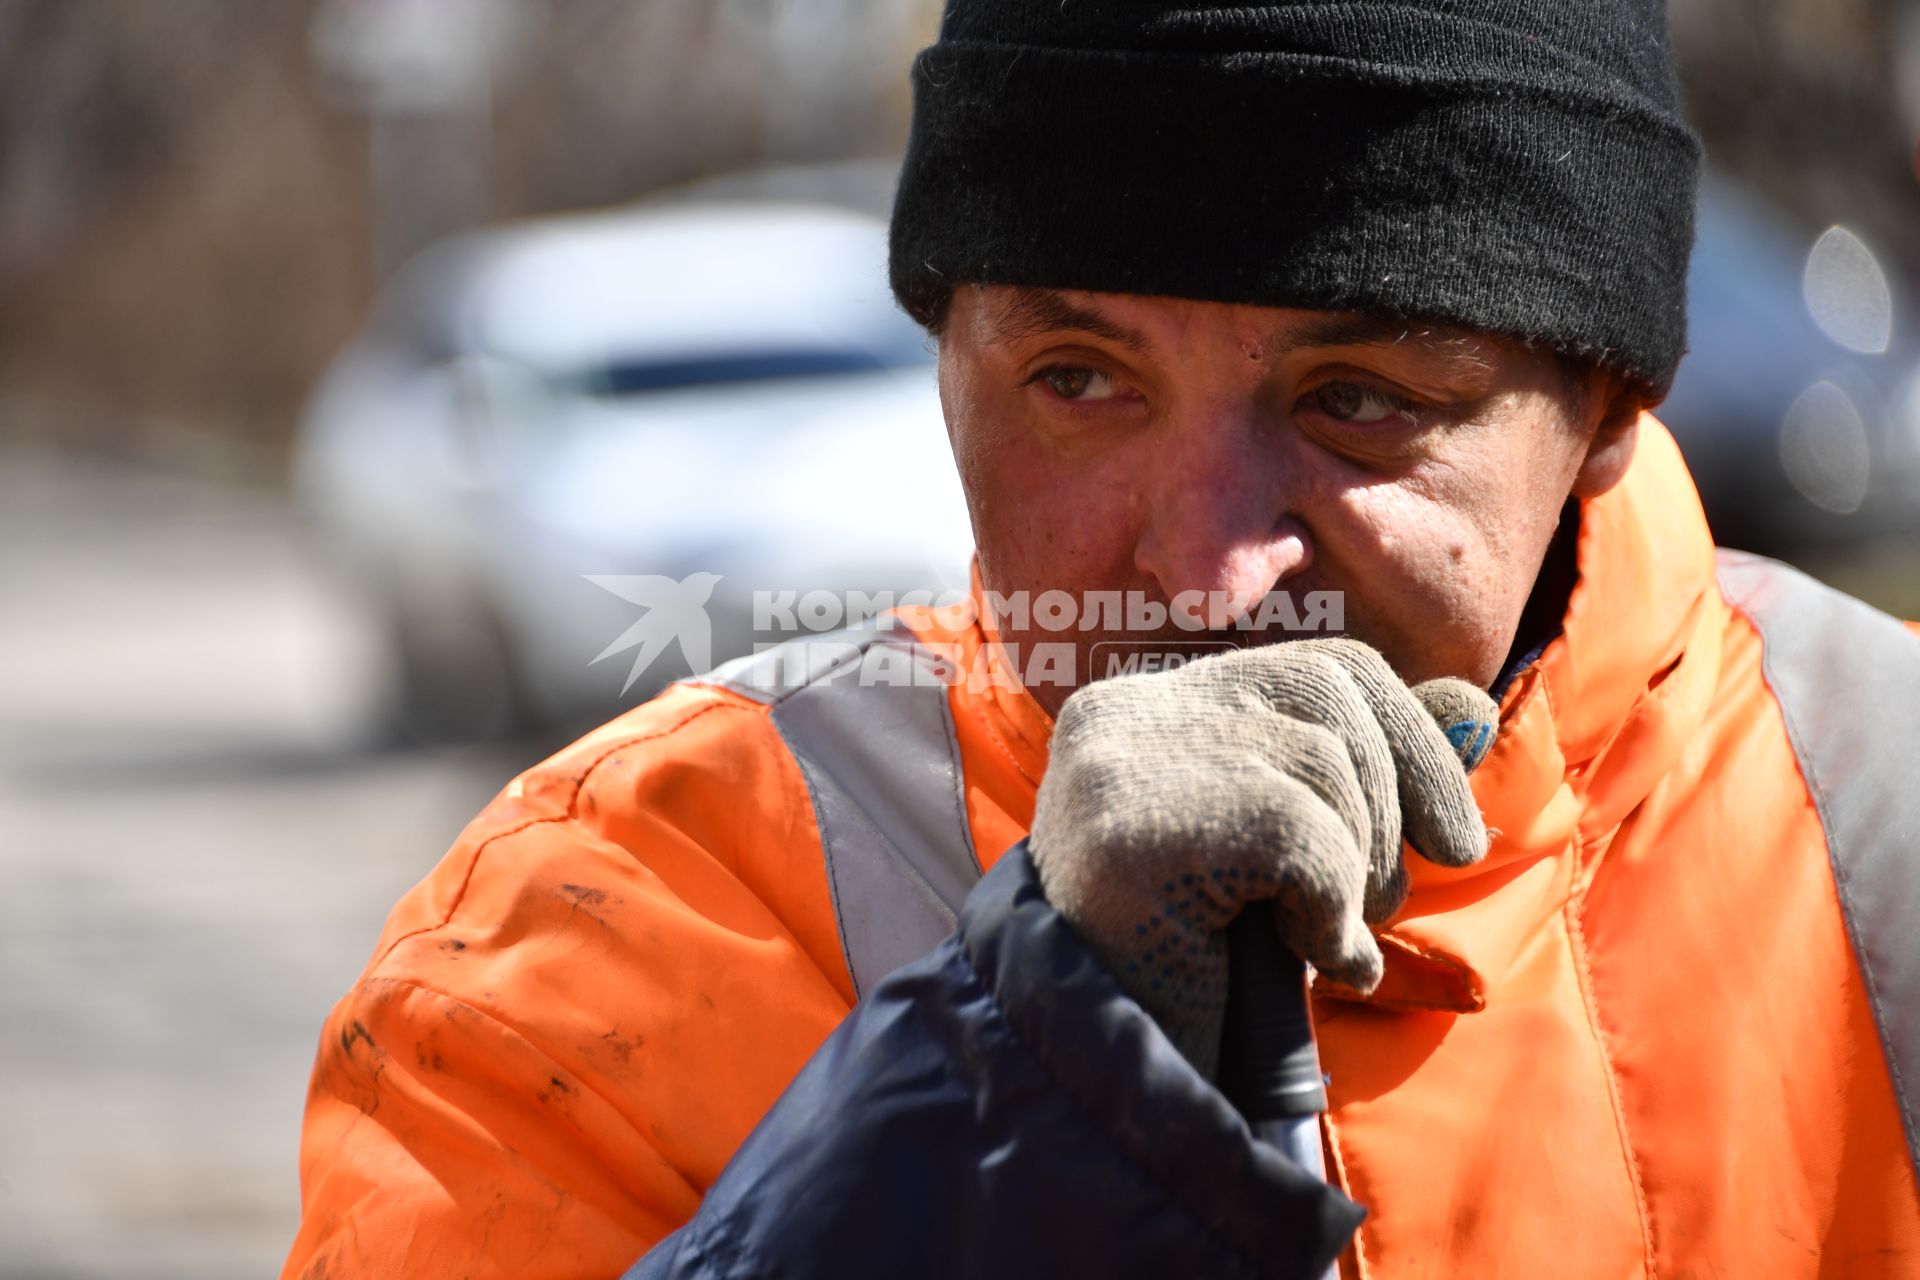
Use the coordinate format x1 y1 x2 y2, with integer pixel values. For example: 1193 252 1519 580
284 419 1920 1278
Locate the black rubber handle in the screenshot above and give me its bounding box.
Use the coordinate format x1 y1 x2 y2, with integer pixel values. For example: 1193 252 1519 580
1219 907 1326 1121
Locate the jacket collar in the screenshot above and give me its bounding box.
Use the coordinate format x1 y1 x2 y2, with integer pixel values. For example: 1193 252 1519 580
947 562 1055 791
1354 417 1728 1011
939 417 1726 1013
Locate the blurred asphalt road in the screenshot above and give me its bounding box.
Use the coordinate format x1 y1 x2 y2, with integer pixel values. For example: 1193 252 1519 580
0 443 531 1279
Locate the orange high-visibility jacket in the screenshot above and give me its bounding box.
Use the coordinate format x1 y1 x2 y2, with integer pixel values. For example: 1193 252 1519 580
285 420 1920 1278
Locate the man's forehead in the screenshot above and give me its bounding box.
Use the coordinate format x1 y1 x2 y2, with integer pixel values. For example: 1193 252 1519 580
977 285 1498 368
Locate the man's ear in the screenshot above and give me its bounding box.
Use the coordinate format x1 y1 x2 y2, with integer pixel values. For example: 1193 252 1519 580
1571 383 1641 500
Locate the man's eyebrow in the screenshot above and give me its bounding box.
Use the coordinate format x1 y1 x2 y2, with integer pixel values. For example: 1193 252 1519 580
1282 313 1496 373
981 291 1495 372
983 287 1152 354
1284 314 1420 349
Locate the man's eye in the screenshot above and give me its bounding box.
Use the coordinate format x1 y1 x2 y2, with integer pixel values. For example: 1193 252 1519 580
1034 365 1122 401
1311 381 1412 424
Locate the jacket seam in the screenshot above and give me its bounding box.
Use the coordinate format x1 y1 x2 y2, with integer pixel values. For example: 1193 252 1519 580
758 634 877 709
368 698 762 970
1536 661 1565 758
934 679 986 880
1572 645 1696 849
782 747 864 1001
703 624 891 711
1326 992 1474 1014
1382 935 1486 1008
1565 849 1659 1279
1316 935 1485 1013
954 932 1277 1279
977 688 1046 789
1719 581 1920 1172
1321 1110 1369 1279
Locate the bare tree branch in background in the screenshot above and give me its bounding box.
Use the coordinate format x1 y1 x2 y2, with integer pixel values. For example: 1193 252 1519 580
0 0 931 459
0 0 1912 465
1673 0 1920 280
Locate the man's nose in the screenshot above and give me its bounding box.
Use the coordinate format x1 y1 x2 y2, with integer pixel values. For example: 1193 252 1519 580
1131 405 1313 628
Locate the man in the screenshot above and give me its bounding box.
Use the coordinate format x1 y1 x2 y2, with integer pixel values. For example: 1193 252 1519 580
284 1 1920 1277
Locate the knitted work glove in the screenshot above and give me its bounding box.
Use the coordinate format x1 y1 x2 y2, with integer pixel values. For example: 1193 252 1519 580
1029 638 1495 1079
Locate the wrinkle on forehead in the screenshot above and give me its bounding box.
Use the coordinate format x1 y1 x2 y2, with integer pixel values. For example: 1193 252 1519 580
973 284 1501 379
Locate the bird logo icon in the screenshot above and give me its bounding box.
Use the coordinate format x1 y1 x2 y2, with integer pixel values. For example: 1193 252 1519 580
585 572 724 693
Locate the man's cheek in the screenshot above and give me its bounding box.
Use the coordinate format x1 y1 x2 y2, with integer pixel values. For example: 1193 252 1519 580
1323 544 1489 678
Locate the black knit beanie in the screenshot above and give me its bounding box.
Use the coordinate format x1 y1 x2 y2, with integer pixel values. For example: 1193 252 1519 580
889 1 1702 401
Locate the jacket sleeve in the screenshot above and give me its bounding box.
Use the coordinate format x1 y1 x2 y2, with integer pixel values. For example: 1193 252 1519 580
282 691 860 1280
626 842 1365 1280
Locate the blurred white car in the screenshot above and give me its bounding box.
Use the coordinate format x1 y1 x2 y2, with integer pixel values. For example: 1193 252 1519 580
296 200 975 739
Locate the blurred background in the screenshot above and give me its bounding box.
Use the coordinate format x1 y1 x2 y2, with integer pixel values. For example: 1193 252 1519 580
2 1 1917 1276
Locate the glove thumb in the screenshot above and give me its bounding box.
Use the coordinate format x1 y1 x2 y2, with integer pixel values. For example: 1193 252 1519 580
1413 678 1499 775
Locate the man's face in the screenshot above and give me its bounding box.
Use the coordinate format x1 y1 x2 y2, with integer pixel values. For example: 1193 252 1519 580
938 285 1635 717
